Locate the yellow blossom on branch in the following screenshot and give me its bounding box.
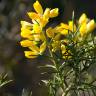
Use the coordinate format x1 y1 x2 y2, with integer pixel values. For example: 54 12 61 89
79 13 88 24
33 1 43 14
20 1 59 58
20 0 96 59
79 14 96 37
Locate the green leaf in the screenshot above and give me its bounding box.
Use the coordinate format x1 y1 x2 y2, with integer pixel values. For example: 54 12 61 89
41 80 49 86
22 89 32 96
38 64 57 71
0 80 12 88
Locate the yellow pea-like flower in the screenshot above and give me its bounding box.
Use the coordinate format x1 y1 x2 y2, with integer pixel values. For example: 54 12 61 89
33 34 40 41
79 13 88 24
50 8 59 18
27 12 39 20
60 29 68 35
20 40 34 47
24 42 46 58
33 24 42 33
21 21 32 29
69 21 76 32
79 23 87 36
60 23 69 30
29 44 40 53
87 19 96 33
28 42 46 55
33 1 43 14
55 23 69 35
24 51 38 58
43 8 50 19
21 28 33 39
39 17 49 27
46 27 55 38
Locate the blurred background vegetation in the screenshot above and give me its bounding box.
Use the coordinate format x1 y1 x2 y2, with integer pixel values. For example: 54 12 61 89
0 0 96 96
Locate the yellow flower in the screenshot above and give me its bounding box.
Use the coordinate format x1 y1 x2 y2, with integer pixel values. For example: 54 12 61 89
56 23 69 35
27 2 49 28
87 19 96 32
79 19 96 37
39 17 49 27
33 1 43 14
29 41 46 55
79 13 88 24
49 8 59 18
46 27 55 38
33 34 41 41
20 36 46 58
20 40 35 47
33 24 42 33
60 29 68 35
69 21 76 32
29 42 46 55
24 42 46 58
60 23 69 30
21 28 33 39
21 21 32 29
43 8 50 19
79 23 87 36
24 51 38 58
27 12 40 20
29 44 40 53
56 22 76 35
27 1 59 28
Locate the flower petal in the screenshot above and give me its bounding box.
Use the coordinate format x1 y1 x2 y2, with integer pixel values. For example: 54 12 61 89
79 13 88 24
87 19 96 32
50 8 59 18
33 24 42 33
21 28 33 39
24 51 38 58
60 29 68 35
79 23 87 36
21 21 32 29
33 1 43 14
43 8 50 19
69 21 76 32
46 27 55 38
27 12 39 20
20 40 34 47
29 44 40 53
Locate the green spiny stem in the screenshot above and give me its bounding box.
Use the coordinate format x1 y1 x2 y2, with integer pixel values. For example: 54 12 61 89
48 46 66 93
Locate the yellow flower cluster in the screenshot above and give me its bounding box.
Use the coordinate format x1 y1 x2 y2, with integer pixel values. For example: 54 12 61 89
79 13 96 36
20 1 96 59
20 1 59 58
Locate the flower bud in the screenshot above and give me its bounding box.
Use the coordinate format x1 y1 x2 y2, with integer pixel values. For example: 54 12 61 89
79 13 88 24
87 19 96 32
33 1 43 14
50 8 59 18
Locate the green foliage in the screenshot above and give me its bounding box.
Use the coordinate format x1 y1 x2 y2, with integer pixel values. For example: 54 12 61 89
22 89 32 96
0 73 12 88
